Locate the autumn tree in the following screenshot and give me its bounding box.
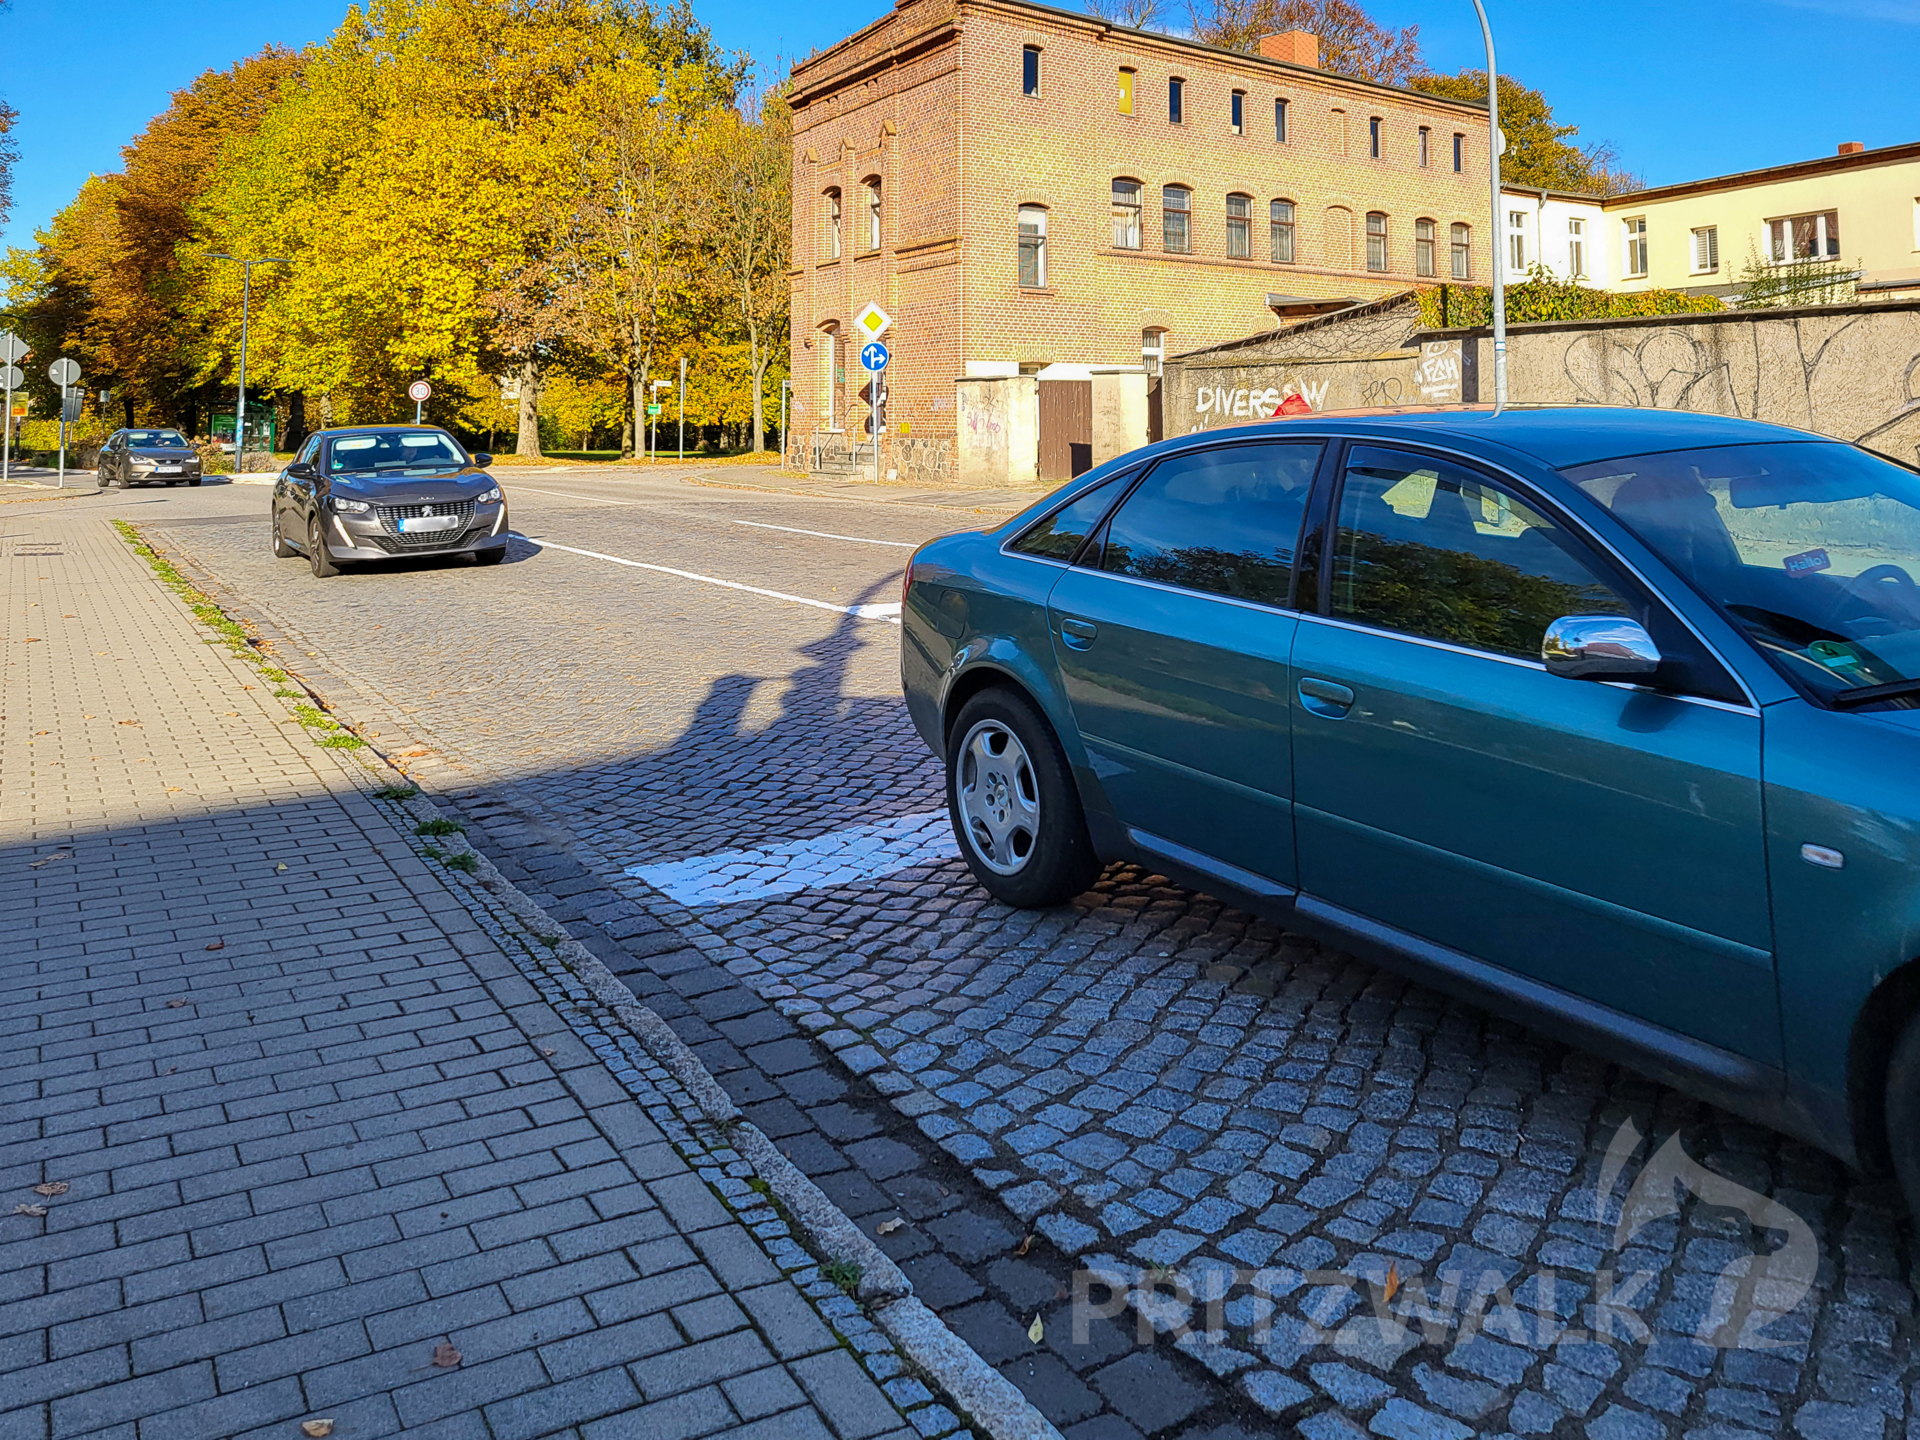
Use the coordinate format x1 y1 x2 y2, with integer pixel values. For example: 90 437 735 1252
1413 70 1641 196
0 100 18 232
1187 0 1422 84
1085 0 1166 30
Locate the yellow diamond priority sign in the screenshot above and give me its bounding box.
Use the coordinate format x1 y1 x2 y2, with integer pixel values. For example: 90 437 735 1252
853 302 892 341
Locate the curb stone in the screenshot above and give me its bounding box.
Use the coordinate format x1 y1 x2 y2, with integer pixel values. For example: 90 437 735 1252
115 518 1067 1440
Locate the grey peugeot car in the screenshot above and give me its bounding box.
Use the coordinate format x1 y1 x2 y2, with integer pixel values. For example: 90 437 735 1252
271 425 509 578
97 427 203 487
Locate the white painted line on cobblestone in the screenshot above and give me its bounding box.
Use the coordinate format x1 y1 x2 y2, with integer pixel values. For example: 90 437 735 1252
629 809 958 906
728 518 917 548
509 532 902 623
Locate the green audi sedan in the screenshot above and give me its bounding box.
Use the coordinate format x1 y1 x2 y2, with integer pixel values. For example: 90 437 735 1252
901 408 1920 1209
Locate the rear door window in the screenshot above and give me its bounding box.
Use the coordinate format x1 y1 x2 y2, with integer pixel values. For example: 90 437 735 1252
1010 472 1130 560
1092 442 1321 607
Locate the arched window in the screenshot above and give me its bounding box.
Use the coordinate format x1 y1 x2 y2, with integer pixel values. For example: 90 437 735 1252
1270 199 1296 263
1414 217 1436 277
1112 179 1142 249
1162 185 1191 254
1366 211 1388 272
1018 206 1048 288
1141 327 1167 377
1323 205 1353 270
862 177 881 251
1450 222 1472 280
824 189 841 259
1226 193 1252 259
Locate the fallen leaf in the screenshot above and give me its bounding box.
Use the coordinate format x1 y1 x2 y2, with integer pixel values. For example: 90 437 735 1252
1382 1264 1400 1305
301 1421 335 1438
32 1182 68 1197
1014 1234 1033 1257
165 787 183 793
431 1342 462 1368
1028 1315 1044 1343
117 718 140 725
876 1218 904 1236
205 940 225 952
20 637 38 643
167 999 188 1009
275 863 288 872
12 1204 46 1217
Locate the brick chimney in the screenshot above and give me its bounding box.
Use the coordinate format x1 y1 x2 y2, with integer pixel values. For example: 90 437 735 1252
1838 141 1865 154
1259 30 1320 68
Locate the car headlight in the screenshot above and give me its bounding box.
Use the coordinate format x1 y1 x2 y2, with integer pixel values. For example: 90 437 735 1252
130 456 156 470
477 486 501 504
332 497 372 514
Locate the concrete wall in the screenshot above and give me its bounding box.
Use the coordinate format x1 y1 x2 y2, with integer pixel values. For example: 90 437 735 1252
1162 297 1920 464
955 375 1039 486
1090 371 1149 465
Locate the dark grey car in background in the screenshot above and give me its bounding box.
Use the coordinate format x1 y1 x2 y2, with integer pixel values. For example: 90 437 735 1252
97 428 203 487
271 425 510 579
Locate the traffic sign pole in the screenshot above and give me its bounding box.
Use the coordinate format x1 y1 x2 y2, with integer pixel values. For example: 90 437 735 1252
409 379 432 427
678 356 686 463
49 358 81 490
858 336 891 486
0 332 24 487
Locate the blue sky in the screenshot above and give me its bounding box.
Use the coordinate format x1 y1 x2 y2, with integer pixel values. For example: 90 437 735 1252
2 0 1914 258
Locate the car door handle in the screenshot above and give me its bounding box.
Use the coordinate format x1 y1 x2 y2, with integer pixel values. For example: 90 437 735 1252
1297 676 1355 717
1060 618 1098 650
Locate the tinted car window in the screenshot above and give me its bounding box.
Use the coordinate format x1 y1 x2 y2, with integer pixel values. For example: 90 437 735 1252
327 431 467 475
1096 442 1321 606
1331 445 1629 659
1010 473 1129 560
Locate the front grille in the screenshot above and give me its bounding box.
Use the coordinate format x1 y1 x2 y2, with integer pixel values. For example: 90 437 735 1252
376 500 477 548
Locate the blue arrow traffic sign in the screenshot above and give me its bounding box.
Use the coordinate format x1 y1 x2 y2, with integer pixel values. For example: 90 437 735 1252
860 341 890 372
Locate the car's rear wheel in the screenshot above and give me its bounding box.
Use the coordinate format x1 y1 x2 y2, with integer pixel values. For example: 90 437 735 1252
946 687 1099 908
1884 1014 1920 1218
307 512 341 578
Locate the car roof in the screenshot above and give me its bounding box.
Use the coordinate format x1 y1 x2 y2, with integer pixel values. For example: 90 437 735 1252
1188 406 1826 472
313 424 455 437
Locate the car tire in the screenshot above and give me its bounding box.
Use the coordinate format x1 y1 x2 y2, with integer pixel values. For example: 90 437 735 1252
271 512 298 559
1884 1013 1920 1218
307 512 341 578
472 545 506 566
946 686 1099 908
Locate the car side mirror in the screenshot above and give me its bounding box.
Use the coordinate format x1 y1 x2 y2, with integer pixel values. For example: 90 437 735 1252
472 452 493 468
1542 615 1662 681
286 462 316 480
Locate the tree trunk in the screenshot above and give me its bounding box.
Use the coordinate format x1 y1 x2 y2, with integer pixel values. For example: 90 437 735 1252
515 359 542 458
287 392 308 452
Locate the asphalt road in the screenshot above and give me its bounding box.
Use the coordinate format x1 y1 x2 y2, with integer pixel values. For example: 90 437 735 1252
62 463 1919 1440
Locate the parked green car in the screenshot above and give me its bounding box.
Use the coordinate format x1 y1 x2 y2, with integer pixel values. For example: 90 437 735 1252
901 408 1920 1208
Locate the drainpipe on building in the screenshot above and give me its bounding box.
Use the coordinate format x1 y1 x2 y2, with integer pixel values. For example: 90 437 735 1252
1470 0 1506 416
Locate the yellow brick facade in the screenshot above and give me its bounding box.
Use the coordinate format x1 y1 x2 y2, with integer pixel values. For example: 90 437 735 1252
788 0 1489 481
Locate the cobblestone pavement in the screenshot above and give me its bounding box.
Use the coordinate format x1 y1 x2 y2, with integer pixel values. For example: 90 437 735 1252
146 470 1920 1440
1 506 974 1440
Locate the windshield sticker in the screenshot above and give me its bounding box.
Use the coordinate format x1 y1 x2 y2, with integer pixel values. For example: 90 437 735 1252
1808 640 1863 670
1784 548 1831 577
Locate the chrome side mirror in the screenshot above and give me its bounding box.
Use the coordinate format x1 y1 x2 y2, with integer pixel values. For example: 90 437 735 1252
1542 615 1662 680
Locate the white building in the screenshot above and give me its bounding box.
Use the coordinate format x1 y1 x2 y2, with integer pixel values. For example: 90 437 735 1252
1496 186 1610 286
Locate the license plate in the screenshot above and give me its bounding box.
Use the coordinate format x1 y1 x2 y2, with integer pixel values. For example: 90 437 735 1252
400 514 459 532
154 465 180 474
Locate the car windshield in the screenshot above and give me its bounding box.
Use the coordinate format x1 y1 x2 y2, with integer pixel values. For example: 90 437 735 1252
128 430 187 447
327 432 467 476
1563 441 1920 704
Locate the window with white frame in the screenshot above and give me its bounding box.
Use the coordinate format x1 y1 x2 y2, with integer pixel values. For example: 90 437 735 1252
1450 222 1471 280
1018 206 1047 288
1141 328 1166 378
824 189 842 259
1231 90 1245 135
1768 211 1840 262
1227 194 1252 258
1418 126 1430 168
1366 211 1388 272
1691 225 1720 273
1508 210 1527 272
1414 217 1435 277
863 178 882 251
1271 199 1296 263
1568 217 1586 279
1163 184 1191 253
1623 216 1648 276
1112 179 1142 249
1275 97 1289 142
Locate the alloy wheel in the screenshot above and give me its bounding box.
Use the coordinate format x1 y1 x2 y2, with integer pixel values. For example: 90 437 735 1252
956 719 1041 875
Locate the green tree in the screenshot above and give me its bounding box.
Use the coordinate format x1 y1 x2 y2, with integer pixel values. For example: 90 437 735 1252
1412 69 1640 196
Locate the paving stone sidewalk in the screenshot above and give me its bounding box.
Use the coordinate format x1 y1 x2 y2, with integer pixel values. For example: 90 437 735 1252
0 513 975 1439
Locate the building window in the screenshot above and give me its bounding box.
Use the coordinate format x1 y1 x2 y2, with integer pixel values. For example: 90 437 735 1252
824 189 841 259
1142 328 1166 378
1271 199 1296 263
1451 222 1471 280
1118 67 1134 115
1275 97 1289 142
1018 206 1047 287
1330 108 1347 156
1508 209 1527 272
1169 77 1184 124
1452 132 1464 173
1022 46 1040 97
863 179 882 251
1414 217 1435 277
822 329 839 429
1691 225 1720 273
1418 126 1430 167
1366 211 1388 271
1568 217 1586 278
1369 116 1382 159
1623 215 1647 276
1768 211 1840 262
1163 184 1191 253
1227 193 1252 258
1230 90 1246 135
1112 179 1143 249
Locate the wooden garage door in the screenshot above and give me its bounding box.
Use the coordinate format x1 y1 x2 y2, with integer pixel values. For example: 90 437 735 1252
1038 380 1093 481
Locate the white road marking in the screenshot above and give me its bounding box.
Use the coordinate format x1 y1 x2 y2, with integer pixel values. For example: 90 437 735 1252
509 532 901 622
630 810 958 906
728 518 917 549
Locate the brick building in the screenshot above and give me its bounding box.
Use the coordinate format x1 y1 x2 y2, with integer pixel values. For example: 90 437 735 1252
787 0 1490 485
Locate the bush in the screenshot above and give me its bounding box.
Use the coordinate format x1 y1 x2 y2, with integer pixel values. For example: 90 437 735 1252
1419 267 1723 329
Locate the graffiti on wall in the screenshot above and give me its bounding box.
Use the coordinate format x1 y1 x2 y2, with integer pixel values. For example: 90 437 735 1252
1193 377 1329 422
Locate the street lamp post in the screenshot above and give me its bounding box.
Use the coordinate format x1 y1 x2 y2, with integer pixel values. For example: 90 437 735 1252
209 254 290 473
1468 0 1506 416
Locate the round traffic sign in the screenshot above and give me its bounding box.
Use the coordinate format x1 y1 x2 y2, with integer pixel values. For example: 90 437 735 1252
408 380 432 403
48 357 81 387
860 341 889 372
0 366 22 391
